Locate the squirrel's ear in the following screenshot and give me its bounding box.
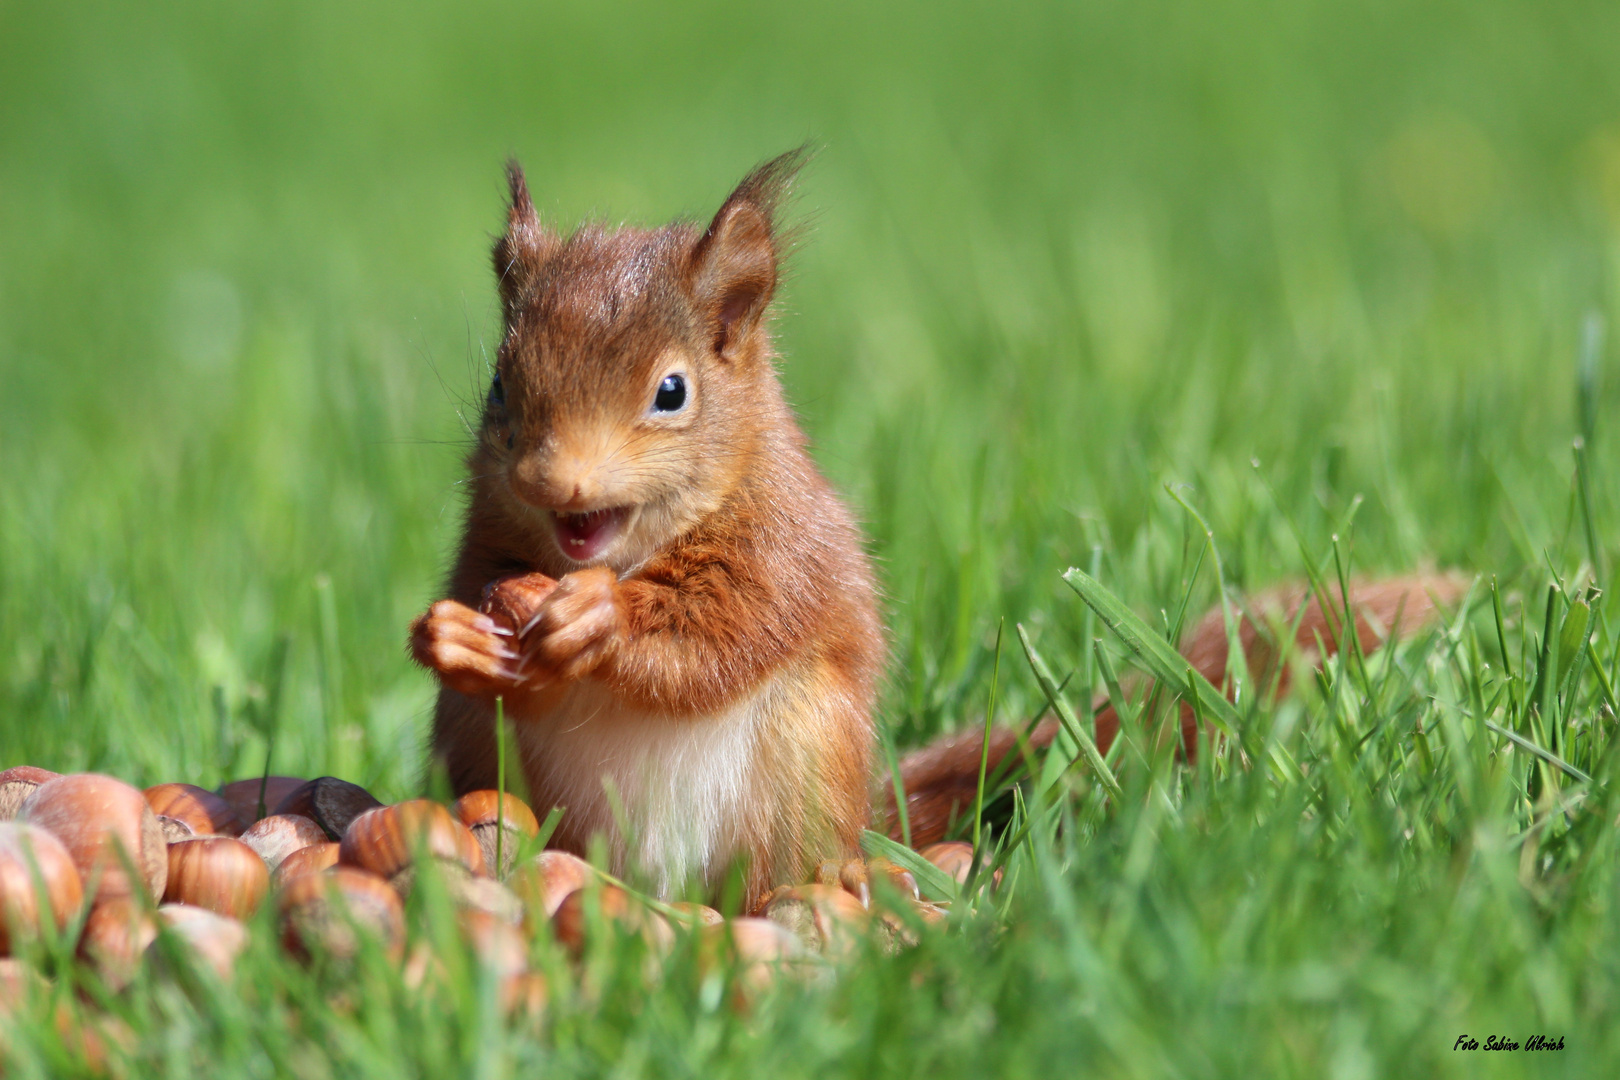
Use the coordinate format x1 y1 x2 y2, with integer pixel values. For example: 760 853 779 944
492 161 559 322
688 148 808 361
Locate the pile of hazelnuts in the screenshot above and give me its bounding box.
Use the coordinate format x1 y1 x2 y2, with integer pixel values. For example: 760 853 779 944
0 766 973 1016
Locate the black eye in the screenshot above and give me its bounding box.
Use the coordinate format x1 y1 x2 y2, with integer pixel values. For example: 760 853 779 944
653 373 687 413
488 371 505 408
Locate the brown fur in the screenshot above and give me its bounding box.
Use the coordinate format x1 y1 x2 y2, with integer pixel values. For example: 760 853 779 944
887 573 1469 846
412 151 884 901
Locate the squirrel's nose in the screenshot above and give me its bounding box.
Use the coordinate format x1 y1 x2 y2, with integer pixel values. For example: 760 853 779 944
509 453 604 511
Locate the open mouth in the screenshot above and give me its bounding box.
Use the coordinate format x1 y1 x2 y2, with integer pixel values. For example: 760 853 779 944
552 506 629 561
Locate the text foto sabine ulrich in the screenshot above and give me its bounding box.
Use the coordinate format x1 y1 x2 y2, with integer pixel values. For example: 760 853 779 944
1454 1035 1564 1052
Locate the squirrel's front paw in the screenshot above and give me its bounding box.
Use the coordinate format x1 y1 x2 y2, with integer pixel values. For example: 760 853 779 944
410 599 532 697
519 567 624 681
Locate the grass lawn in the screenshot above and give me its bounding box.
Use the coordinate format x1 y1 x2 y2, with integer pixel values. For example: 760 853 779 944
2 0 1619 1074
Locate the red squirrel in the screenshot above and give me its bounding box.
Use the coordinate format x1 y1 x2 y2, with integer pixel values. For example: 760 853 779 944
409 151 1466 898
411 151 884 901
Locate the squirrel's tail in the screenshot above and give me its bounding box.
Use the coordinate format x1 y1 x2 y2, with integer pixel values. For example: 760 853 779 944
886 572 1469 846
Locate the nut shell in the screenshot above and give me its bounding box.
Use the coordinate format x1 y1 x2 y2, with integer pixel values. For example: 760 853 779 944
0 822 84 953
153 904 249 981
509 850 594 919
550 883 673 956
453 791 540 878
21 774 167 902
271 842 340 889
338 800 485 891
0 767 59 822
164 837 269 919
479 573 560 632
272 778 383 841
918 842 973 883
279 866 405 962
78 898 158 990
144 784 244 837
216 776 306 826
668 901 725 927
761 884 869 957
239 814 328 871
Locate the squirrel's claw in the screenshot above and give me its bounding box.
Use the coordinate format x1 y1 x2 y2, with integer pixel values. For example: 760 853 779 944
410 599 532 698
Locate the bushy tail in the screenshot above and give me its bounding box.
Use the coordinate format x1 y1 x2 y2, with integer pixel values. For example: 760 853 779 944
886 572 1469 846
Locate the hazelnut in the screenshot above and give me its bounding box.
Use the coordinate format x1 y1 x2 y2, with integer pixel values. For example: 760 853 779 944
164 837 269 919
216 776 306 826
668 901 725 927
0 957 45 1013
452 790 540 878
239 814 328 871
917 841 1000 890
449 875 524 925
271 842 340 889
272 777 383 841
153 904 248 981
279 866 405 963
701 917 809 997
78 897 158 990
144 784 245 838
338 800 485 896
865 856 920 903
502 971 548 1021
509 850 594 919
0 767 59 822
155 816 197 844
458 907 528 980
551 884 674 956
480 573 560 632
21 774 166 903
761 884 868 957
0 822 83 954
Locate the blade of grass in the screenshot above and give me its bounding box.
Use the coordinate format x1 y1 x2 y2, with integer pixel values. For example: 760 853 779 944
1017 624 1122 801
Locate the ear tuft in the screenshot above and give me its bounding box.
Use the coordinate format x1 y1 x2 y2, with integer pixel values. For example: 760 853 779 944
492 161 559 323
688 147 812 361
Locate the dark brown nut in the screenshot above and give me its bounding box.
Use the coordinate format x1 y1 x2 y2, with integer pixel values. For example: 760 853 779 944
153 904 248 981
0 822 84 954
339 800 485 895
239 814 328 871
279 866 405 963
272 778 383 841
0 767 59 822
509 850 593 919
550 884 674 956
20 774 167 903
144 784 245 838
164 837 269 919
668 901 725 927
78 898 158 990
761 884 869 957
216 776 307 826
271 842 340 889
453 791 541 878
479 573 560 633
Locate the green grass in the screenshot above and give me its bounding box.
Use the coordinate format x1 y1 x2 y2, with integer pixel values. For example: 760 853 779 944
4 0 1620 1073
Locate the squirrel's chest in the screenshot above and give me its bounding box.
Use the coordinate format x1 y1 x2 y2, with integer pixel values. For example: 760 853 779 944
511 679 771 896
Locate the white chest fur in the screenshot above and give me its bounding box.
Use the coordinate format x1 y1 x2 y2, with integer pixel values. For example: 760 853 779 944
513 679 767 897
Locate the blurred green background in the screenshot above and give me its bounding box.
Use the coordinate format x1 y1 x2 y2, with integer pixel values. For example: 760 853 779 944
3 0 1618 792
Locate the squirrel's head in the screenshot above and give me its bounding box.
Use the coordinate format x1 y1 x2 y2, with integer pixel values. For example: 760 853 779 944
475 150 806 573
